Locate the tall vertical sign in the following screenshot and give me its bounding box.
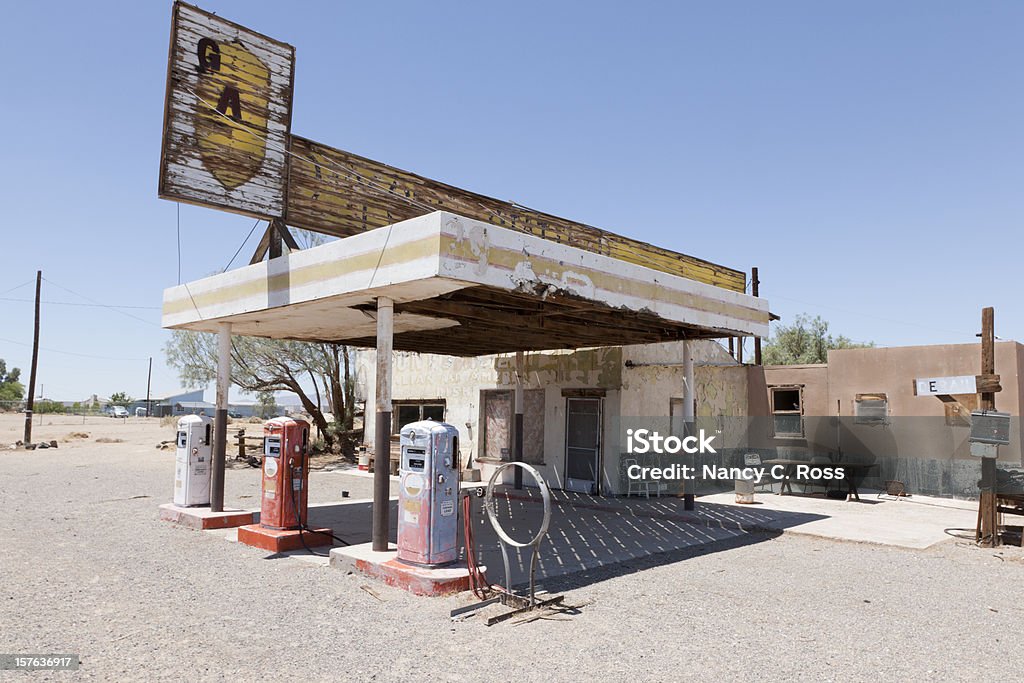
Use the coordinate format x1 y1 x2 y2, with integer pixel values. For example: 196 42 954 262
158 2 295 219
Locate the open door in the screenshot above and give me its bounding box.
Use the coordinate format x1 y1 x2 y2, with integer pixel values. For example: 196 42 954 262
565 397 602 494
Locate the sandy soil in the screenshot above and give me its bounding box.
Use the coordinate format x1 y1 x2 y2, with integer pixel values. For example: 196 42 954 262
2 414 1024 682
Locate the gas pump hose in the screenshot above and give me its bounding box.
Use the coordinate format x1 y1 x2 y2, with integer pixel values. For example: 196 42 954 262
463 493 510 601
288 475 352 556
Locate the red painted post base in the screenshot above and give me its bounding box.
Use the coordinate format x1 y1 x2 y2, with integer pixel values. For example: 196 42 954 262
329 543 478 596
237 524 334 553
159 503 256 530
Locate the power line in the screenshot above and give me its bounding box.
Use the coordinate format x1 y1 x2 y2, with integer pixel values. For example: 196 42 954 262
0 335 150 362
0 297 160 310
223 218 263 272
41 277 159 328
0 280 35 296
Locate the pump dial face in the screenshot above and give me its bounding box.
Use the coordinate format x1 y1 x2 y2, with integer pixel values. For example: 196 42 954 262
264 457 279 478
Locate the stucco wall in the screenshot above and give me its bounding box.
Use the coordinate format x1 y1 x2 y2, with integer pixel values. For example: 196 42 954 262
355 347 623 492
747 342 1024 499
355 339 742 495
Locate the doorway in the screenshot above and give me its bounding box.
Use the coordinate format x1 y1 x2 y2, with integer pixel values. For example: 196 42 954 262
565 397 602 494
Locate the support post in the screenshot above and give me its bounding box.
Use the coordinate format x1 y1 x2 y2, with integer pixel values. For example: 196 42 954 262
682 341 695 511
23 270 41 446
513 352 525 490
372 297 394 552
977 307 998 546
210 322 231 513
268 220 283 259
145 357 152 418
752 267 762 366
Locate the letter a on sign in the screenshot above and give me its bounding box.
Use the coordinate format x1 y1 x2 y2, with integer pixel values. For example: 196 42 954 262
159 2 295 218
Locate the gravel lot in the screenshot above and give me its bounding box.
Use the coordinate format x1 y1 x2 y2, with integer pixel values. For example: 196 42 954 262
3 415 1024 681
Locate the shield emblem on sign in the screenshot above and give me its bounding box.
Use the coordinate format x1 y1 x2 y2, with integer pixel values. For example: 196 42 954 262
195 40 270 190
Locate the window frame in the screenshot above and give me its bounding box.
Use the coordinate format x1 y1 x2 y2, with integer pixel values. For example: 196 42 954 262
769 385 804 439
854 393 889 425
391 399 446 434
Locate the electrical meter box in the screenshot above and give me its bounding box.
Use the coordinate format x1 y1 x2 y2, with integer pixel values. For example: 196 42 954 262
969 410 1011 458
260 416 310 530
969 411 1011 445
397 420 460 566
173 414 213 506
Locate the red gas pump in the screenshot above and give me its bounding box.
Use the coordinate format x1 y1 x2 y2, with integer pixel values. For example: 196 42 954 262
238 416 334 552
259 416 309 529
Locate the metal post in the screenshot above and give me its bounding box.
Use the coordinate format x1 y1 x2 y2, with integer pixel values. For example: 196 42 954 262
372 296 394 552
23 271 41 446
211 322 231 512
513 351 525 490
682 341 695 511
145 357 152 418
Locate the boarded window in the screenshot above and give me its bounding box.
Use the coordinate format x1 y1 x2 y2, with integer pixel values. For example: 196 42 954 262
523 389 546 465
482 390 512 460
854 393 888 425
770 386 803 439
481 389 544 463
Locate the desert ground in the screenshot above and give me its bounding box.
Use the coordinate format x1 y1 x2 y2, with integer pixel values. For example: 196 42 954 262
2 413 1024 682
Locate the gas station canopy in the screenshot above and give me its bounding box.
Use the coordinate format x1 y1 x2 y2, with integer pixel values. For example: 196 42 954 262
162 211 770 356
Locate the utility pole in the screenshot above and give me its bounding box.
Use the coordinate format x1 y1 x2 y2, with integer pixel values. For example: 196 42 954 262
977 307 999 546
146 357 153 418
23 271 41 446
752 267 762 366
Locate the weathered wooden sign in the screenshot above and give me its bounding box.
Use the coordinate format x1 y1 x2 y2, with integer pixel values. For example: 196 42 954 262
158 2 295 219
284 137 748 292
157 3 747 293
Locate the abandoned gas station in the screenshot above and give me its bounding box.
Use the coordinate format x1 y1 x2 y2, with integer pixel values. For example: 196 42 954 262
156 3 1018 602
156 2 776 593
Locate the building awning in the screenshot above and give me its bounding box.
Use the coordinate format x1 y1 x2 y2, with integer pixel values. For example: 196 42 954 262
162 211 769 356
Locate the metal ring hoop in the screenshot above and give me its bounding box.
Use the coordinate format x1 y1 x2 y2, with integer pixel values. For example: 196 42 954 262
484 462 551 548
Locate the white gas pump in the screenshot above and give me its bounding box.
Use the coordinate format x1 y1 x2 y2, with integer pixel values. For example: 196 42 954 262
397 420 460 566
173 414 213 507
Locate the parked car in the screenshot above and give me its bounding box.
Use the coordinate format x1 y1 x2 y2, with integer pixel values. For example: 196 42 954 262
110 405 129 418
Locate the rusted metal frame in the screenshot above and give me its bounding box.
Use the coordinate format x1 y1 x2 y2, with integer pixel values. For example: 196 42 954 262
485 596 566 627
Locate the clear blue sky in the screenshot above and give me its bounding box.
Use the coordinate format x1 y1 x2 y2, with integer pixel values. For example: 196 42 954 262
0 1 1020 401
